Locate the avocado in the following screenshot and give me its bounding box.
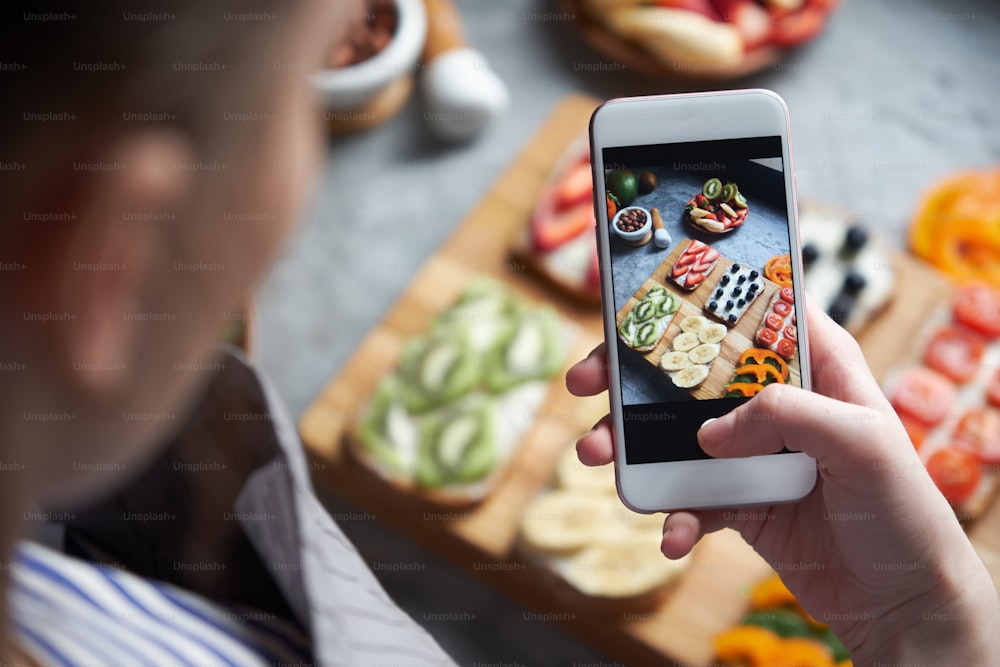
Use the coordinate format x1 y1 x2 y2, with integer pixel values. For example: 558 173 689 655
607 169 638 206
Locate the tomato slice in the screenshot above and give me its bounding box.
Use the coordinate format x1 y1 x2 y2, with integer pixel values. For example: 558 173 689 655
952 283 1000 339
898 413 928 451
780 287 795 304
757 328 779 346
765 313 783 331
953 406 1000 464
784 325 798 342
923 325 985 384
773 301 792 318
776 338 796 359
927 447 981 506
988 369 1000 409
890 366 957 426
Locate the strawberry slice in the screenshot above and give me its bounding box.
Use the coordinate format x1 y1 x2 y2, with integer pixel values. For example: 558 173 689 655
672 263 688 278
685 271 705 287
691 261 714 276
770 6 826 47
659 0 721 20
688 239 706 253
676 251 699 268
586 241 601 293
532 202 592 251
702 248 720 262
554 163 594 212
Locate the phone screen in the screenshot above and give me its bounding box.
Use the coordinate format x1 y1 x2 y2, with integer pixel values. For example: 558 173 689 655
603 136 804 464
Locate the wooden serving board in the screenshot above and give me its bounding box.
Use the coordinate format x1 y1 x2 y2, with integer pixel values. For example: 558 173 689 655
299 95 775 667
299 94 1000 665
615 240 801 399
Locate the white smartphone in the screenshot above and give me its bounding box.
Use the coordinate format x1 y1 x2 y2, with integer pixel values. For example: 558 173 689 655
589 90 816 512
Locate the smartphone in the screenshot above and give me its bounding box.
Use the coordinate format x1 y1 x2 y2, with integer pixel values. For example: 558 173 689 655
590 90 816 512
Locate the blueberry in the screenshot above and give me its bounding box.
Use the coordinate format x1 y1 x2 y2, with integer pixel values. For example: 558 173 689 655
708 301 717 310
844 272 867 294
828 293 855 326
728 314 737 324
845 225 869 251
802 244 819 266
733 286 742 296
749 269 759 280
737 274 746 284
726 300 734 310
737 298 745 308
748 283 758 294
721 275 731 286
730 264 740 273
715 288 723 299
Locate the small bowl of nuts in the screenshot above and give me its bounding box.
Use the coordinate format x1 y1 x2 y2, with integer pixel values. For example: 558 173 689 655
312 0 427 115
612 206 652 246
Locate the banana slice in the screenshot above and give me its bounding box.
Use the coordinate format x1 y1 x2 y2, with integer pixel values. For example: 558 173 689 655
670 364 709 388
556 446 616 494
558 538 691 598
520 491 616 554
672 332 700 352
698 322 728 345
688 343 721 365
659 351 692 372
679 316 708 334
609 503 666 538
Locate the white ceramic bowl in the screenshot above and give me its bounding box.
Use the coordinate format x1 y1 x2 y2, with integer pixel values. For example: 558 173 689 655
311 0 427 111
612 206 652 244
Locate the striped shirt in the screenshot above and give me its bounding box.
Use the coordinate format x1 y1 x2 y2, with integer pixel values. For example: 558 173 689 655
9 540 315 667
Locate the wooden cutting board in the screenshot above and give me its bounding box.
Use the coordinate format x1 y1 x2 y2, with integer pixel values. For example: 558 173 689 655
615 240 801 400
298 93 1000 665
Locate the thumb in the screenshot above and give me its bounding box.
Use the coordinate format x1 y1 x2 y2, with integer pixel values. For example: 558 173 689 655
697 383 897 477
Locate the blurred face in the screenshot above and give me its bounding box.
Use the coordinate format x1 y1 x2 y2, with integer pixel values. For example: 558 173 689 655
3 0 347 505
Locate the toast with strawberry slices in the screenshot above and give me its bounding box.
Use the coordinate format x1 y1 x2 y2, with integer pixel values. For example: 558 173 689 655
670 239 720 291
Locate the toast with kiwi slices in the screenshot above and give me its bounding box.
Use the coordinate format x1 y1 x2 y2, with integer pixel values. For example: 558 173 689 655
617 286 680 353
350 278 568 505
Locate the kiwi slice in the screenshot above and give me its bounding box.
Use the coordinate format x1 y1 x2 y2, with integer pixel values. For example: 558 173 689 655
358 378 415 473
485 309 562 392
633 300 656 323
655 292 679 318
644 287 669 305
702 178 723 200
415 402 495 487
733 192 749 210
618 311 636 345
634 320 659 348
720 183 737 203
399 334 479 413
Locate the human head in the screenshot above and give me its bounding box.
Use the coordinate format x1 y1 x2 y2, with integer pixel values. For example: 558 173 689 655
0 0 350 505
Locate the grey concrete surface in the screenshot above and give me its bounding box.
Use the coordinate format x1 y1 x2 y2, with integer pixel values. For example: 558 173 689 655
256 1 1000 665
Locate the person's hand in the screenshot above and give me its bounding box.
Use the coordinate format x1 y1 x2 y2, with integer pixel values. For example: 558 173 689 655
566 297 1000 664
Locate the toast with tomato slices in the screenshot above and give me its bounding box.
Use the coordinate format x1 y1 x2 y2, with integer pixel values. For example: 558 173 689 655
754 287 798 361
885 283 1000 523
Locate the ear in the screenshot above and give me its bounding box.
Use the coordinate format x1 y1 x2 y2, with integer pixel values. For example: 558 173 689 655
55 131 195 398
